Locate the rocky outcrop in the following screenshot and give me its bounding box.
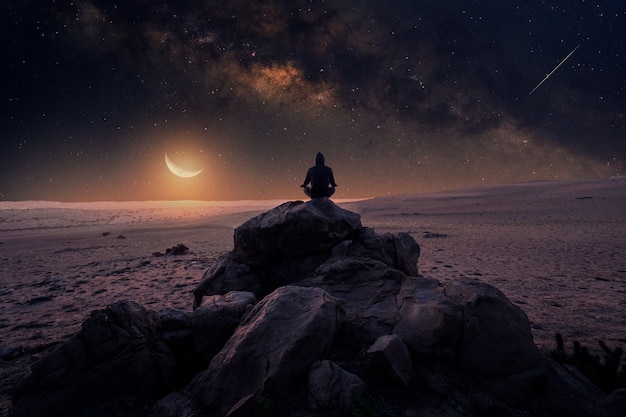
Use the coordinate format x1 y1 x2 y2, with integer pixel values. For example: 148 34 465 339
10 301 183 417
192 198 419 309
10 198 618 417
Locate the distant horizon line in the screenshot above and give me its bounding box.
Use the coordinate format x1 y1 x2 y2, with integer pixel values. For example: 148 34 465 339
1 176 623 206
0 198 370 210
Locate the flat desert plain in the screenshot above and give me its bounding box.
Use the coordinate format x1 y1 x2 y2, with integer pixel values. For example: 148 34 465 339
0 177 624 415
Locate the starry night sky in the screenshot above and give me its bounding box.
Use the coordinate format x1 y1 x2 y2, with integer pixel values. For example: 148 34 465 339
2 1 624 201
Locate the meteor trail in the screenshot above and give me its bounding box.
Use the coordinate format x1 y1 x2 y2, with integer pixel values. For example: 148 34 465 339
529 45 580 95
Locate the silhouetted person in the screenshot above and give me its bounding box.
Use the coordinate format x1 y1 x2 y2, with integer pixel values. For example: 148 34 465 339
301 152 337 198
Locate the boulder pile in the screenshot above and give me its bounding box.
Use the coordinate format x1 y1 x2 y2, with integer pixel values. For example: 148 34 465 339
10 198 620 417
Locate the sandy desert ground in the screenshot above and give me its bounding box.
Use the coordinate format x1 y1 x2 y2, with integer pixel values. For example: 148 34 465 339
1 177 625 415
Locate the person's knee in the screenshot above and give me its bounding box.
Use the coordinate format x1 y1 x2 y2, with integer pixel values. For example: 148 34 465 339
328 187 335 197
303 186 312 197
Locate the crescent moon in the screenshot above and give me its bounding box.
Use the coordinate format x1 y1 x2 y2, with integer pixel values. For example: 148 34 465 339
165 152 204 178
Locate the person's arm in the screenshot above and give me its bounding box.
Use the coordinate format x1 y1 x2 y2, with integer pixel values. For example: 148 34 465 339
301 168 312 187
328 168 337 187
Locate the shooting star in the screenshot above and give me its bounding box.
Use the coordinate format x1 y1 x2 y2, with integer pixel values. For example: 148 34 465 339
529 45 580 95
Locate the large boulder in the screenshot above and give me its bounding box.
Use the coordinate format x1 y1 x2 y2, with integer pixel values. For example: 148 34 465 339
11 301 182 417
394 277 550 407
299 256 405 344
394 277 547 379
394 276 464 354
232 198 362 267
346 228 420 276
446 278 549 408
191 286 344 417
443 278 546 378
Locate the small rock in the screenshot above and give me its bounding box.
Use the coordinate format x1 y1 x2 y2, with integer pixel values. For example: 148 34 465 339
166 243 189 255
308 360 365 412
0 346 23 360
366 334 413 387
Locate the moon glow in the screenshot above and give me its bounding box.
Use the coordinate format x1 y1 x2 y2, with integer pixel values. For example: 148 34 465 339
164 151 205 178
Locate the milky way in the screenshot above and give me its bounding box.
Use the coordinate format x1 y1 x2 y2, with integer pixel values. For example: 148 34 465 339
1 1 624 200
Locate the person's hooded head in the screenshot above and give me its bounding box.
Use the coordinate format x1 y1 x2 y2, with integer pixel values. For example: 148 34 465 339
315 152 325 166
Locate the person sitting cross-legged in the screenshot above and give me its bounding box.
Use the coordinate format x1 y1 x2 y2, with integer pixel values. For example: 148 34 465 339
300 152 337 199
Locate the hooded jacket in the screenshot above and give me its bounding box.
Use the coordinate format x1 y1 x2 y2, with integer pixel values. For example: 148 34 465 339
302 152 337 197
